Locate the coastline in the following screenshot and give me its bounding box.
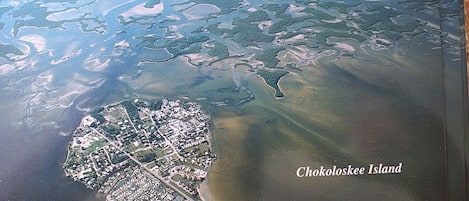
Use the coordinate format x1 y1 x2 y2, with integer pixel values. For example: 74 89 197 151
198 179 215 201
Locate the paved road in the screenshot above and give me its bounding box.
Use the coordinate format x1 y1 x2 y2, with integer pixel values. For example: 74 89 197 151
91 128 195 201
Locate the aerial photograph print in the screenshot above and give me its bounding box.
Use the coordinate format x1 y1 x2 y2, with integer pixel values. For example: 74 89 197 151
0 0 467 201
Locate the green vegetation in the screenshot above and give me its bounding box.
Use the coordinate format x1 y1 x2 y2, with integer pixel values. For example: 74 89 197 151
350 5 421 36
120 100 139 120
204 9 276 47
149 100 163 111
269 15 309 34
257 69 289 97
255 46 285 67
166 36 209 48
324 21 349 31
263 4 289 17
234 63 253 69
181 142 210 157
163 36 210 57
206 23 224 35
342 53 354 57
14 18 63 35
118 15 158 26
301 7 336 20
232 26 275 46
135 35 159 49
169 45 203 58
110 154 128 164
64 152 81 169
241 10 271 22
145 0 160 8
358 5 418 32
172 174 185 182
318 2 361 14
91 113 106 124
231 17 275 46
102 125 120 140
0 43 23 58
208 41 229 59
12 2 63 35
191 26 205 34
90 107 105 124
84 139 107 155
389 21 420 33
292 41 308 46
195 143 211 156
134 149 157 163
12 1 102 35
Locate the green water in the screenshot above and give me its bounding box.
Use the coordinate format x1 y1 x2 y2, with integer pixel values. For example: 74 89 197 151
204 40 447 201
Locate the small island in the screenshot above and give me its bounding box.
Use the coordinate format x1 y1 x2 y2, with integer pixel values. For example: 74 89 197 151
257 69 289 97
63 99 214 201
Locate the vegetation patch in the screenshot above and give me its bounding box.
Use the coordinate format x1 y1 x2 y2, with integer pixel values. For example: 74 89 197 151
358 5 420 33
301 7 336 20
255 46 285 67
231 19 275 46
84 139 107 155
145 0 161 8
208 41 229 59
269 14 310 34
240 10 270 22
120 100 140 120
0 43 23 58
318 2 361 14
257 69 289 97
262 4 289 17
163 36 210 58
279 31 303 40
204 9 276 46
148 100 163 111
134 149 157 163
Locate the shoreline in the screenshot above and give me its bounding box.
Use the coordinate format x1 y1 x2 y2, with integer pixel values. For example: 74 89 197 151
198 179 215 201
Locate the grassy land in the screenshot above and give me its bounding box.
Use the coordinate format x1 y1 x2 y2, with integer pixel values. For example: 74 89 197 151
84 139 107 155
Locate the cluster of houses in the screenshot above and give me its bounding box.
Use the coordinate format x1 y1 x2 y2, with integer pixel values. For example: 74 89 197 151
64 98 214 200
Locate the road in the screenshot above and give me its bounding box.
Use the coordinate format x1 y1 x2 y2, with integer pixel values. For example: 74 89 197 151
142 110 184 160
91 128 195 201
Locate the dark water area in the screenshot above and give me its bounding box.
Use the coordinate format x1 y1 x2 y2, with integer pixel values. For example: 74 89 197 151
0 122 103 201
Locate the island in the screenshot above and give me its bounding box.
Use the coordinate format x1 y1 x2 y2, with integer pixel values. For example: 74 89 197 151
257 69 289 97
63 99 215 201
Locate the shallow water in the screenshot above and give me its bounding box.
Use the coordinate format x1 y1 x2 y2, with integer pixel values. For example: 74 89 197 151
0 0 462 200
